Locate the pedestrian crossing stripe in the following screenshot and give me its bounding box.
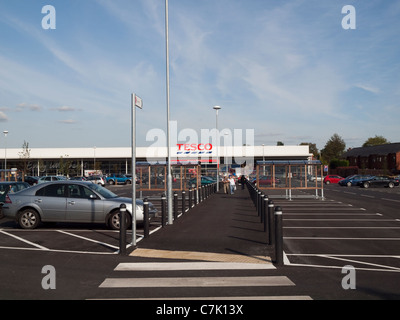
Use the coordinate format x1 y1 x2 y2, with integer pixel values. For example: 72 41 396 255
115 262 275 271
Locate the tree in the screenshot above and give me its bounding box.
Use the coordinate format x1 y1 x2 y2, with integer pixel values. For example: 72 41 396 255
300 142 319 159
18 141 31 178
321 133 346 164
276 141 284 146
362 135 390 147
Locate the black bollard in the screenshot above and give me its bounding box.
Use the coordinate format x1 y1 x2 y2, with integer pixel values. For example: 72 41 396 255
189 188 193 209
182 190 186 213
119 203 127 255
274 206 284 266
267 200 274 245
173 192 178 220
161 193 166 227
143 198 149 238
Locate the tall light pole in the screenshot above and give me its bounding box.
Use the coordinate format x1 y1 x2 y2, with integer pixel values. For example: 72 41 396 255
165 0 173 225
3 130 8 182
213 106 221 192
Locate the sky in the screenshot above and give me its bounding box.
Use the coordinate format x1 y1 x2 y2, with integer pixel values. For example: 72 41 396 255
0 0 399 151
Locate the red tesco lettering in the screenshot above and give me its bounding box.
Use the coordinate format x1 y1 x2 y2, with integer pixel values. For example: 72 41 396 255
177 144 213 151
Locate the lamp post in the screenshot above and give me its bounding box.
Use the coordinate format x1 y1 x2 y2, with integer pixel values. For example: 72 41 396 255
213 106 221 192
165 0 173 225
3 130 8 182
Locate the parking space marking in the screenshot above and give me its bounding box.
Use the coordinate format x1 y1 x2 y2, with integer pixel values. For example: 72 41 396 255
57 230 120 251
285 253 400 272
0 230 49 250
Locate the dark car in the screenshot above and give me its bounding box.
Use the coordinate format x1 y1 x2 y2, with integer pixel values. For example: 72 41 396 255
359 176 400 188
0 182 31 204
339 175 373 187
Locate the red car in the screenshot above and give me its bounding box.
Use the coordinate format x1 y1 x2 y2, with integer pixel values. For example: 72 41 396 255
324 175 344 184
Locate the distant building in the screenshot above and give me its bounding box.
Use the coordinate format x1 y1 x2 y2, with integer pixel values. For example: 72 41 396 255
343 143 400 174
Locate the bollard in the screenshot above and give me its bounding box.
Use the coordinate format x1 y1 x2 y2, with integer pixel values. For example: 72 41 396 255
182 190 186 213
119 203 127 255
274 206 284 266
143 198 149 238
263 196 268 232
260 194 265 223
194 187 198 205
267 200 274 245
161 193 166 227
189 188 193 209
173 192 178 220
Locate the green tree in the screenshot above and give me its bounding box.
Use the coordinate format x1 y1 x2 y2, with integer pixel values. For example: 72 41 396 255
300 142 319 159
321 133 346 164
362 135 390 147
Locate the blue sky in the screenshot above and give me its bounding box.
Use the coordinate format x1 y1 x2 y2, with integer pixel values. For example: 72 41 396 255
0 0 399 151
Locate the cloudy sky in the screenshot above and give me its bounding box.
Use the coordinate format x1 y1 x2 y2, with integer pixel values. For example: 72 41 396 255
0 0 399 151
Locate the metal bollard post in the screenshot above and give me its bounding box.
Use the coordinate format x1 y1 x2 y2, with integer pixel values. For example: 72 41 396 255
194 187 198 205
260 194 265 223
161 193 166 227
173 192 178 220
119 203 127 255
274 206 284 266
263 196 268 232
182 190 186 213
143 198 149 238
267 200 274 245
189 188 192 209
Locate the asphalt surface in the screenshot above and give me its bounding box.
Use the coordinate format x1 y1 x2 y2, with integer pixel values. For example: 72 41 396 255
1 182 400 306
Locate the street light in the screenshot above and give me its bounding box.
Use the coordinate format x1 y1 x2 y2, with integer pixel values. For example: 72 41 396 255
3 130 8 182
213 106 221 192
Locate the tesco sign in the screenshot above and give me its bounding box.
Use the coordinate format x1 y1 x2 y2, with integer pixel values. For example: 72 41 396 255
176 144 213 155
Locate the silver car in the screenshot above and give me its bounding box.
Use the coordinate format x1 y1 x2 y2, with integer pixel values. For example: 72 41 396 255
2 181 157 230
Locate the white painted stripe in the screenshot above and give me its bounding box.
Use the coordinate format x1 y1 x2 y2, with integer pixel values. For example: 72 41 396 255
0 230 49 250
381 198 400 203
99 276 295 288
284 237 400 240
285 227 400 229
57 230 119 250
115 262 275 271
96 296 313 300
0 245 116 255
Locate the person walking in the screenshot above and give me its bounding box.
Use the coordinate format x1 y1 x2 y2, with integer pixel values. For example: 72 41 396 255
228 175 236 195
223 175 229 194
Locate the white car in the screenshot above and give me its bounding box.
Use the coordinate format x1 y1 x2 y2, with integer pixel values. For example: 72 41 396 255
38 176 67 183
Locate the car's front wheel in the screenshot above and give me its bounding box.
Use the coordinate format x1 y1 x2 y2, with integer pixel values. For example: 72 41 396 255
18 208 40 229
108 210 132 230
388 182 395 188
363 182 370 188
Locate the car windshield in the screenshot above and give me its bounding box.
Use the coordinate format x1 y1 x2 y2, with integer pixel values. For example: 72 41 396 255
87 183 118 199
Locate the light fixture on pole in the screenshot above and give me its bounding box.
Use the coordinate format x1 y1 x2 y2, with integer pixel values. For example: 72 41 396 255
213 106 221 192
165 0 173 225
3 130 8 182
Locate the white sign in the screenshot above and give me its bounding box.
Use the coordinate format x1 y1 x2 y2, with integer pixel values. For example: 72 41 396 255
135 95 143 109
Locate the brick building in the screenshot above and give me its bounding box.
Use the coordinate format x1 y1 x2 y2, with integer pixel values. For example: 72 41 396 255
343 143 400 174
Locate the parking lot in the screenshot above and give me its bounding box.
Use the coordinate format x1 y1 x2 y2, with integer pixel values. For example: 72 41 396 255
0 185 165 255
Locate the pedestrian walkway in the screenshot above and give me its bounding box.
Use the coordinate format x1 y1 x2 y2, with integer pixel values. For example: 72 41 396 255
131 185 273 264
96 185 312 300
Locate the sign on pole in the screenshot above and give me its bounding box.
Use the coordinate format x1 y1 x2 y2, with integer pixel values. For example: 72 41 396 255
131 93 142 247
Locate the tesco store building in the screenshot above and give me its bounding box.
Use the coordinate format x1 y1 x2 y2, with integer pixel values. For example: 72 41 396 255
2 144 311 178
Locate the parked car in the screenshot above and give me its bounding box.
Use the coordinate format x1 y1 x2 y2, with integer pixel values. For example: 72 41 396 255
21 176 39 186
188 176 215 187
0 182 30 204
252 176 281 186
86 175 106 186
2 181 157 230
69 176 89 182
323 175 344 184
359 176 400 188
38 176 67 184
105 174 132 185
339 175 373 187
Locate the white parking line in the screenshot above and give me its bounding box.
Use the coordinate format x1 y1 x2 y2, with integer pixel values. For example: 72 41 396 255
0 230 49 250
57 230 119 250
